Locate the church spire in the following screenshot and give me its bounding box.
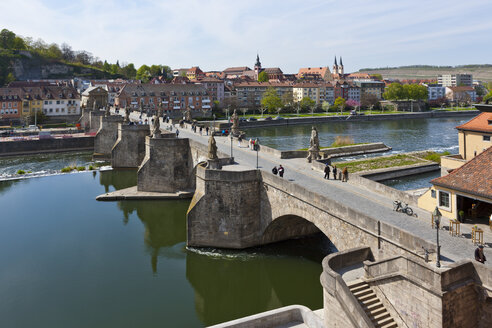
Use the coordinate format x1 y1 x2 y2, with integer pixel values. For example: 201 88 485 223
340 56 343 66
334 56 338 67
255 53 261 68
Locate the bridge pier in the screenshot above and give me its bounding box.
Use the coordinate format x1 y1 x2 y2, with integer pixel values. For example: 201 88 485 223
137 135 195 193
88 110 104 132
111 124 150 168
93 116 124 160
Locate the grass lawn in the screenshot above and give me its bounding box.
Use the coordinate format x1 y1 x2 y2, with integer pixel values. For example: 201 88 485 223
332 154 427 173
298 142 369 151
430 107 476 111
412 151 451 163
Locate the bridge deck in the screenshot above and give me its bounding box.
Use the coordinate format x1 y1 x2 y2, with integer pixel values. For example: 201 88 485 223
127 111 491 268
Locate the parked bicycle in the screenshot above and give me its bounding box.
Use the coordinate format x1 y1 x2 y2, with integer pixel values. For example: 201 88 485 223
393 200 415 216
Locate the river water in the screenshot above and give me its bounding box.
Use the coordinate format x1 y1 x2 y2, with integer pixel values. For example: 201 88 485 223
0 170 331 328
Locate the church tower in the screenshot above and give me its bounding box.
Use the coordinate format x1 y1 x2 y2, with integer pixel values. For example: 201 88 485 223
254 53 262 79
338 56 344 75
333 56 338 76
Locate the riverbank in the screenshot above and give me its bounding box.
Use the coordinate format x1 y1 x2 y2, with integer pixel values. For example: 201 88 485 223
215 110 478 129
0 135 94 157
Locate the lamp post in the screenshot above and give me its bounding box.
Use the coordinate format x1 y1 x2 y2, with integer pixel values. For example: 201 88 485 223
230 132 233 158
433 206 442 268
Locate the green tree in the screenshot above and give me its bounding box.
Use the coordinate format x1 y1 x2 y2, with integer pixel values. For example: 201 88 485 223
136 64 151 82
122 63 137 79
281 90 293 107
0 29 16 49
334 97 346 110
383 83 407 100
45 43 63 59
404 84 428 100
475 84 486 97
12 37 26 50
149 65 163 77
300 96 315 112
102 60 111 72
161 65 172 79
258 71 269 82
483 90 492 103
261 87 282 113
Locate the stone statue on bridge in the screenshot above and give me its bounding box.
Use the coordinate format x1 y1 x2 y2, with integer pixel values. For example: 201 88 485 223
104 104 110 117
92 100 97 111
184 107 192 122
152 105 162 138
208 135 218 160
231 109 239 136
307 126 321 163
124 107 130 123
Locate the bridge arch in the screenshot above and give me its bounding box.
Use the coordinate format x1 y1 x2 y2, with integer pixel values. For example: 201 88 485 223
261 214 322 245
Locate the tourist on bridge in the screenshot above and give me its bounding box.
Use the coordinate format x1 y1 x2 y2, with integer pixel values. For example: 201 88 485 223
475 245 486 264
278 165 284 178
272 166 278 175
206 127 209 136
176 129 180 138
332 165 337 180
324 164 330 179
249 138 253 150
342 167 348 182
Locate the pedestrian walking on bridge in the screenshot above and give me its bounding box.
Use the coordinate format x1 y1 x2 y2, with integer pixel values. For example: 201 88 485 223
176 129 180 138
278 165 284 178
475 245 486 264
332 165 337 180
342 167 348 182
324 164 330 179
272 166 278 175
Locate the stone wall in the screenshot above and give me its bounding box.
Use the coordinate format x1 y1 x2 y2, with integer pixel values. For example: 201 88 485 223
364 256 492 328
89 111 104 132
111 124 150 168
0 136 94 157
93 116 124 159
137 136 194 193
321 247 375 328
187 165 262 248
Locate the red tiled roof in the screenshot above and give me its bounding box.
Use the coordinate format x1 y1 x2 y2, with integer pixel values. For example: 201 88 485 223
431 146 492 200
456 112 492 133
448 86 474 92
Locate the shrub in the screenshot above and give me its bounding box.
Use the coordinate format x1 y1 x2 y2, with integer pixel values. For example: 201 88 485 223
76 166 86 171
331 136 354 147
17 169 26 175
424 151 450 163
88 165 94 171
61 166 74 173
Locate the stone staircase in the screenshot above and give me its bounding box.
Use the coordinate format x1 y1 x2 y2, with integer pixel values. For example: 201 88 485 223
347 279 398 328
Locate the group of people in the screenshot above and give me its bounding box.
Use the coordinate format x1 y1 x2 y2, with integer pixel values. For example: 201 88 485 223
272 165 285 178
323 164 348 182
249 138 260 151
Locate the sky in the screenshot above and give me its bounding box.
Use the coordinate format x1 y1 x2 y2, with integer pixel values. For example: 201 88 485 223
1 0 492 73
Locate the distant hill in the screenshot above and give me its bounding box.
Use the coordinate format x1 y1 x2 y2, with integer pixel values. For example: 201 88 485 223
358 65 492 82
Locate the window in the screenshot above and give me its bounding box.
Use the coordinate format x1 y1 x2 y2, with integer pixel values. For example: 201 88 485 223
484 135 491 142
49 108 53 113
439 191 450 209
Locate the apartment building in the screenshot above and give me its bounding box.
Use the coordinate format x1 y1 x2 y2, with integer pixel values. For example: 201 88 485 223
0 88 22 119
353 80 385 100
115 83 211 111
234 82 293 108
438 74 473 87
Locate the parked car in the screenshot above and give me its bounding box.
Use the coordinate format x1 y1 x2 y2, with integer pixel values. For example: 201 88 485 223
239 118 247 122
274 116 284 120
264 116 273 121
247 117 257 122
27 125 39 131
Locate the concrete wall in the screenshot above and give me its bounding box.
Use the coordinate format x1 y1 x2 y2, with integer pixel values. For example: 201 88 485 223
0 136 94 157
440 154 466 175
460 130 492 161
358 162 439 182
111 124 150 168
93 116 124 159
137 136 194 193
280 143 391 160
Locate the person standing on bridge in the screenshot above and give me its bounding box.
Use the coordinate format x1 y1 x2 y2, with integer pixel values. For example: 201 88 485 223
324 164 330 179
278 165 284 178
272 166 278 175
475 245 486 263
332 165 337 180
342 167 348 182
176 128 180 138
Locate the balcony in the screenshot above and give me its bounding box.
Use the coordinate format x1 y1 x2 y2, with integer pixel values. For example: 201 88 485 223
174 101 180 104
173 106 180 110
202 105 211 109
202 99 211 103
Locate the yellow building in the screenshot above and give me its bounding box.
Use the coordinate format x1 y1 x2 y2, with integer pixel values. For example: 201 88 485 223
440 110 492 174
418 146 492 222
